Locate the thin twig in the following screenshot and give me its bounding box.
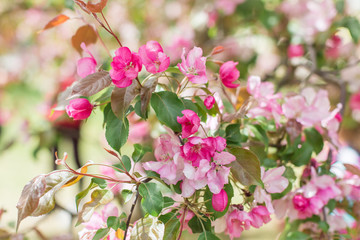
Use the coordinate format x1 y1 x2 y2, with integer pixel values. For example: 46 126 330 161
124 190 140 239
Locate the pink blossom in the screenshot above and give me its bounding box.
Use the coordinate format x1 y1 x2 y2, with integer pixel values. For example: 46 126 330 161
292 194 323 219
78 203 120 240
204 95 215 109
212 189 228 212
249 206 271 228
77 43 97 78
181 137 213 167
110 47 142 88
166 37 193 62
254 166 289 213
138 40 170 74
325 35 342 59
99 165 122 195
225 209 251 239
219 61 240 88
215 0 245 15
65 98 93 120
177 110 201 138
350 92 360 111
178 47 207 84
287 44 304 58
246 76 282 123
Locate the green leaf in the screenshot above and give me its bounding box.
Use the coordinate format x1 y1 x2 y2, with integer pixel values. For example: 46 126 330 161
75 180 96 211
227 146 262 186
92 178 107 189
225 124 242 146
150 91 185 132
198 231 220 240
132 144 152 163
163 197 175 208
286 231 310 240
193 96 208 122
291 142 313 166
248 124 269 147
138 182 164 217
304 128 323 154
180 98 198 112
121 189 133 203
343 17 360 43
326 199 336 213
93 228 110 240
113 155 132 172
188 215 211 233
159 212 177 224
318 221 329 232
107 216 120 230
105 106 129 152
163 219 180 240
204 184 234 219
165 66 182 74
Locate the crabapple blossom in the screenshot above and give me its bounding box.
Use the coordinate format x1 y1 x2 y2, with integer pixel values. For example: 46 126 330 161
225 209 251 239
249 206 271 228
138 40 170 74
65 98 93 120
212 189 228 212
204 95 215 109
77 43 97 78
177 109 201 139
110 47 142 88
287 44 304 58
219 61 240 88
178 47 207 84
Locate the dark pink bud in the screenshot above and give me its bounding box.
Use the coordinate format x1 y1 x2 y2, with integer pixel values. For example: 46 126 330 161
219 61 240 88
66 98 93 120
292 194 310 212
204 95 215 109
212 189 228 212
177 109 201 139
287 44 304 58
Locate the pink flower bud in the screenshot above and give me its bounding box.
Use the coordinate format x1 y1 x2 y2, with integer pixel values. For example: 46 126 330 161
177 109 201 138
219 61 240 88
212 189 228 212
287 44 304 58
292 194 310 212
204 95 215 109
66 98 93 120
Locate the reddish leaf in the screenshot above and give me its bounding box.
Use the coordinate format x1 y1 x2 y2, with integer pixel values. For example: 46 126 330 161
104 147 120 159
344 164 360 177
39 14 70 33
210 46 225 56
16 175 46 231
71 25 97 53
111 80 141 119
74 0 91 14
140 76 158 118
86 0 108 13
70 71 112 98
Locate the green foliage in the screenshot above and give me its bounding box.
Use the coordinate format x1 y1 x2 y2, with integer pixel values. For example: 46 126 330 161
163 219 180 240
188 215 211 233
138 182 164 217
304 128 324 154
198 231 220 240
132 144 152 163
113 155 132 172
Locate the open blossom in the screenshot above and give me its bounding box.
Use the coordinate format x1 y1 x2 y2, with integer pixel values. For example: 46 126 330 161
77 42 97 78
178 47 207 84
139 40 170 74
249 206 271 228
177 110 201 138
66 98 93 120
247 76 282 123
254 166 289 213
225 209 251 239
110 47 142 88
212 189 228 212
292 194 323 219
219 61 240 88
78 203 121 240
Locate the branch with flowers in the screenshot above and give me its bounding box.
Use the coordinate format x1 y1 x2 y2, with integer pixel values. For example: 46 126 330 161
12 0 360 239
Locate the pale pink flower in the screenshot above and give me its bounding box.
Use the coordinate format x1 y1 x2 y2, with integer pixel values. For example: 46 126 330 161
212 189 228 212
287 44 304 58
246 76 282 123
78 203 120 240
216 0 245 15
325 35 342 59
204 95 215 109
178 47 207 84
66 98 93 120
249 206 271 228
110 47 142 88
225 209 251 240
254 166 289 213
350 91 360 110
77 42 97 78
99 165 122 195
219 61 240 88
166 37 193 62
138 40 170 74
177 109 201 138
